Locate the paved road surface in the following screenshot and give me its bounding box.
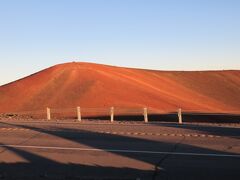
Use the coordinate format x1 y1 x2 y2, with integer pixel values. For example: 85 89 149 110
0 120 240 180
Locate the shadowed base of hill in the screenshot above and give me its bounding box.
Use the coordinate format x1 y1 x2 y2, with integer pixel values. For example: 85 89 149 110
1 113 240 123
84 113 240 123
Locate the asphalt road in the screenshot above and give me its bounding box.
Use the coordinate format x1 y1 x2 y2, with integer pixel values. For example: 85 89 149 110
0 120 240 180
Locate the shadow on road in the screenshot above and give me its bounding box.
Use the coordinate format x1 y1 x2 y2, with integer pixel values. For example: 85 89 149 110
0 121 240 179
154 121 240 139
1 144 153 180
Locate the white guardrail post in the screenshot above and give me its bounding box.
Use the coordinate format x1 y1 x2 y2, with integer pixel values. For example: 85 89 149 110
144 107 148 123
47 107 51 120
77 106 81 122
110 107 114 123
178 108 182 124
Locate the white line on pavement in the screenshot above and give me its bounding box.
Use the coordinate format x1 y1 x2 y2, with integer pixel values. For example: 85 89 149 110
0 144 240 158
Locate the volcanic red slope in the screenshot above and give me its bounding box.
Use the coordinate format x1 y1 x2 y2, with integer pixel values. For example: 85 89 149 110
0 62 239 113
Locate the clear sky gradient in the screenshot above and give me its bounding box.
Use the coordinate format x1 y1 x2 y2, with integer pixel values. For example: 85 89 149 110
0 0 239 85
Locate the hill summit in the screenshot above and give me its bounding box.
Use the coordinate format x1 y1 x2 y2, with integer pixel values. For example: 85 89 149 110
0 62 239 113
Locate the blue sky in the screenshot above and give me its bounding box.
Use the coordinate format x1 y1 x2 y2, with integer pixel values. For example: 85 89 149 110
0 0 240 85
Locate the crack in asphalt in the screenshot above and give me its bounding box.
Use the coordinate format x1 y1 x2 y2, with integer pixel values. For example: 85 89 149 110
152 136 186 180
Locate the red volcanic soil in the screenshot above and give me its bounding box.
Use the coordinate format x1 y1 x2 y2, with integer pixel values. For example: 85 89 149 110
0 62 239 113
